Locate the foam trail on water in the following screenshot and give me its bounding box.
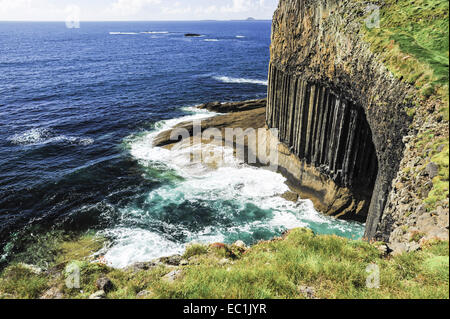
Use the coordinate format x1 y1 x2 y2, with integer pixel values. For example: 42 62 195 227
213 76 268 86
140 31 169 34
109 32 138 35
8 128 94 146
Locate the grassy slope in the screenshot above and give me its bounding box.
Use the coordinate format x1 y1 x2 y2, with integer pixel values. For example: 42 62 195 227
0 230 448 299
362 0 449 209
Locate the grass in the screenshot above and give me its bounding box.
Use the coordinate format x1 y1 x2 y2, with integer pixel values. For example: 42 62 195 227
0 228 448 299
363 0 449 102
362 0 449 210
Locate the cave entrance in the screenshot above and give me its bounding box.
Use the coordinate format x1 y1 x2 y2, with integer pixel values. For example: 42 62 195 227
266 66 379 222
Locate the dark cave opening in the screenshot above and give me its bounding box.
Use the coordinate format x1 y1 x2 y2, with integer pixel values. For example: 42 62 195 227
266 65 379 221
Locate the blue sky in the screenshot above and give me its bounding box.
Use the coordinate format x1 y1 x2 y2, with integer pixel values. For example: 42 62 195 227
0 0 279 21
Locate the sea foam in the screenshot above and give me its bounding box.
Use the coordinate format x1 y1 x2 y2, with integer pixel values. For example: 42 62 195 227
8 128 94 146
213 76 268 86
101 107 364 268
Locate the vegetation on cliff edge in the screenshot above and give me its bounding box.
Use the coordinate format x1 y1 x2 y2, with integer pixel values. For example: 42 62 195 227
1 229 448 299
363 0 449 210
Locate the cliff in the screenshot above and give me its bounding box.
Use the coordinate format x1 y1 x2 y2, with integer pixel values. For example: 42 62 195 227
267 0 449 246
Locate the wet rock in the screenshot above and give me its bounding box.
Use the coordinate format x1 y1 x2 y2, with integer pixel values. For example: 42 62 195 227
281 191 299 203
197 99 266 113
184 33 202 37
96 277 114 293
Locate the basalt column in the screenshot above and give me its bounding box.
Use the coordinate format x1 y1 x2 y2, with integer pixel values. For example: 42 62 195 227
267 65 378 221
268 0 412 239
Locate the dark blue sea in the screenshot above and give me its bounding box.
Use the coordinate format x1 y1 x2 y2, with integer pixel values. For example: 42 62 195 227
0 21 364 268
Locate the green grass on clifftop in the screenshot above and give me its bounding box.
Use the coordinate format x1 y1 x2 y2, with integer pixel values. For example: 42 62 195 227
363 0 449 211
364 0 449 106
1 229 448 299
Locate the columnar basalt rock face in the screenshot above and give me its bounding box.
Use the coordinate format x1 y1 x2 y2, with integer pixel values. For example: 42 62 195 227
268 0 414 239
267 65 378 192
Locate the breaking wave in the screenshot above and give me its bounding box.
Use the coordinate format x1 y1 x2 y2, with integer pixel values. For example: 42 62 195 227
213 76 268 86
100 107 364 268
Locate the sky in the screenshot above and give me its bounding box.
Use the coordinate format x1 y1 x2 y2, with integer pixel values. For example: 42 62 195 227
0 0 279 21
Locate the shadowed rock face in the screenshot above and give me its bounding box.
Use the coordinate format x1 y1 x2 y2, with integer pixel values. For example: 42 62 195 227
268 0 413 238
267 65 378 221
197 99 266 113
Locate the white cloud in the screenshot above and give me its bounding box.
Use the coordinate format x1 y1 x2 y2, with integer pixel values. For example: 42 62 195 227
0 0 278 21
109 0 162 16
221 0 261 13
0 0 28 13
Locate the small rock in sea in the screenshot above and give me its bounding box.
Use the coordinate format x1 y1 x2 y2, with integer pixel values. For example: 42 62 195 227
162 269 183 283
184 33 202 37
96 277 114 293
89 290 106 299
281 191 299 203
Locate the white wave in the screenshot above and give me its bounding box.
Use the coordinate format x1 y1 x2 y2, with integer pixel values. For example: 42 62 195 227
109 32 138 35
213 76 268 86
204 39 219 42
236 35 246 38
8 128 94 146
101 106 364 268
100 228 184 269
140 31 169 34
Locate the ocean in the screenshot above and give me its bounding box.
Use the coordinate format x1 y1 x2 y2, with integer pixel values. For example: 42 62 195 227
0 21 364 268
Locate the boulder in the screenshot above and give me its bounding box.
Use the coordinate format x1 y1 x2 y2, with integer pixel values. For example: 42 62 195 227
232 240 247 249
96 277 114 293
162 269 183 283
425 162 439 179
